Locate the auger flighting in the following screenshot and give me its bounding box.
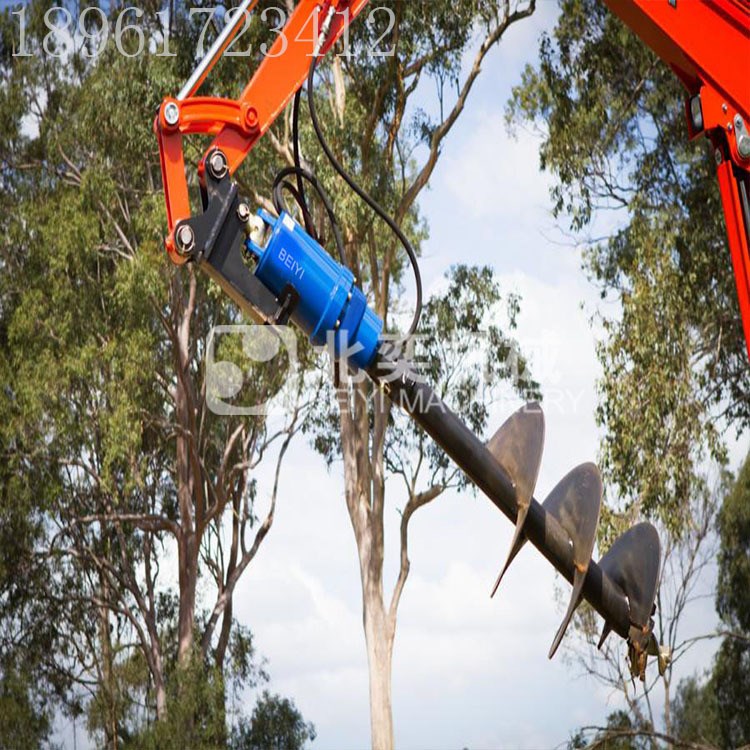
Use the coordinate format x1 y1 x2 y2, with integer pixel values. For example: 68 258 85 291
484 403 667 674
368 349 665 681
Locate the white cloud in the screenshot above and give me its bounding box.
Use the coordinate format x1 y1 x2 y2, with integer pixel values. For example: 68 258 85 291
443 116 553 222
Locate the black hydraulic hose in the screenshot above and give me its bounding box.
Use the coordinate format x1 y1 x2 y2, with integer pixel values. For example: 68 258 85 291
306 54 423 338
276 179 315 232
292 88 315 238
272 165 347 265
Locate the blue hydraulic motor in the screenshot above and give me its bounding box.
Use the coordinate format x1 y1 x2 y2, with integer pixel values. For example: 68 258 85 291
245 210 382 370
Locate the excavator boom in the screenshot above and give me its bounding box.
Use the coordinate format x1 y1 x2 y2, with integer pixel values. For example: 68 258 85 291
602 0 750 356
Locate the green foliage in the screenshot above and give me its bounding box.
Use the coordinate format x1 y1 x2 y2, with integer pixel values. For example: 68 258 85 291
712 453 750 748
670 624 750 750
665 456 750 749
0 0 306 742
508 0 748 534
0 0 536 746
712 638 750 748
85 642 152 747
671 674 721 748
716 454 750 631
385 264 540 488
122 657 229 750
84 599 268 746
513 3 749 746
0 660 54 750
230 691 316 750
0 379 71 746
567 711 653 750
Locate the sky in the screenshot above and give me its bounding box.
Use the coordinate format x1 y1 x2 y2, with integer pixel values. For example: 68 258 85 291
46 1 748 748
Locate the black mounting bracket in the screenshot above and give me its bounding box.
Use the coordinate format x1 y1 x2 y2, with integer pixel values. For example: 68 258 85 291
172 156 296 325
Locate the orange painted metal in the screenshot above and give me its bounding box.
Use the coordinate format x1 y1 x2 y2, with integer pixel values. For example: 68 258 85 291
155 0 371 264
601 0 749 106
602 0 750 357
716 156 750 358
208 0 371 175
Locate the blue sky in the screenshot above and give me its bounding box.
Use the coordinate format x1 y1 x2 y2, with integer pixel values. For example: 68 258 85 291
41 1 747 747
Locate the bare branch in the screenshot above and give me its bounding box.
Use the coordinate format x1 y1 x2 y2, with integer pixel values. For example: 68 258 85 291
388 484 444 625
396 1 536 224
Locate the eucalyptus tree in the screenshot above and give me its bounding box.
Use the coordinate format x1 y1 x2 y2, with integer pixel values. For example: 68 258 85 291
230 691 317 750
710 452 750 747
567 457 750 749
567 479 723 746
2 1 540 747
507 0 749 534
0 1 313 743
287 4 539 745
508 0 749 744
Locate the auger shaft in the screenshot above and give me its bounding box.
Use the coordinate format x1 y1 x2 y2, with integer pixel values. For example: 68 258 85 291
175 162 650 654
368 347 632 640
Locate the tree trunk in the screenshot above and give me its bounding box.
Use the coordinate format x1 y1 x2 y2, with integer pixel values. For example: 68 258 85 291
174 272 199 666
154 665 167 720
340 379 398 750
177 531 198 664
663 673 671 738
98 579 118 749
363 593 394 750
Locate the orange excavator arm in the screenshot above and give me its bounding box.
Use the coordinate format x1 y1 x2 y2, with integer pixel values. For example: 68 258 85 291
155 0 750 356
155 0 370 263
602 0 750 358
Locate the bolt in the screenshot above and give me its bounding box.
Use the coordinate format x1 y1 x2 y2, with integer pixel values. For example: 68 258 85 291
722 103 728 114
735 115 744 132
237 203 251 224
738 134 750 160
164 101 180 127
715 148 723 165
207 150 228 180
246 214 266 245
245 106 259 132
175 224 195 255
727 122 733 132
334 320 341 330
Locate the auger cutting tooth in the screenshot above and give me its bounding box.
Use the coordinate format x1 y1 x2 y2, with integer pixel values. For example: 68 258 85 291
486 402 545 597
647 633 671 676
542 462 602 659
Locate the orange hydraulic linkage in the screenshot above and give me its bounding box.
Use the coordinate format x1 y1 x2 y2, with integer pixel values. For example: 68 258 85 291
154 0 370 265
155 0 750 356
602 0 750 358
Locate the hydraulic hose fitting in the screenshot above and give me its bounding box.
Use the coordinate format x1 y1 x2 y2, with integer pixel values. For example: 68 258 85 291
245 210 382 369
